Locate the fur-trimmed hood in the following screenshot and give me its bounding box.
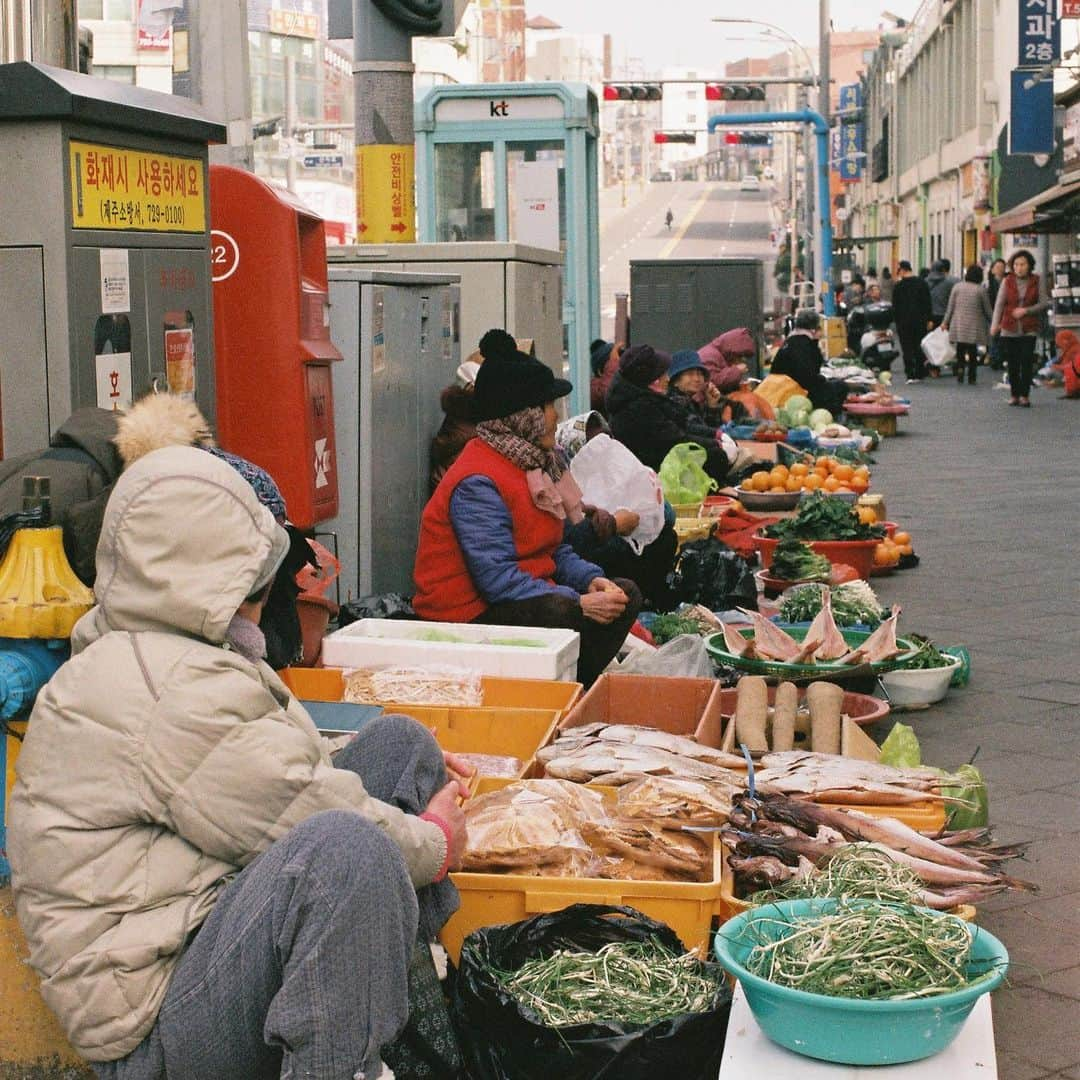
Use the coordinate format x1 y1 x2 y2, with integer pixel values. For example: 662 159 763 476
113 394 214 468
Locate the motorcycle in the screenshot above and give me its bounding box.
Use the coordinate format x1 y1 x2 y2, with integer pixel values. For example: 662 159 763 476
846 302 898 372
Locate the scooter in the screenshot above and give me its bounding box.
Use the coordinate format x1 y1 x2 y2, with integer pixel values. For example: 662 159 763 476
847 302 898 372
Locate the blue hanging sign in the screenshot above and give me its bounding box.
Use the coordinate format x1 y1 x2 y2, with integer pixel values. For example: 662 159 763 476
830 124 841 173
839 120 865 180
838 84 862 114
1010 69 1055 155
1018 0 1059 67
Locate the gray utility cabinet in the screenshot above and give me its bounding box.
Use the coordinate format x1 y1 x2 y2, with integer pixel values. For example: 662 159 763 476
629 258 766 377
325 269 461 602
328 242 562 373
0 62 223 459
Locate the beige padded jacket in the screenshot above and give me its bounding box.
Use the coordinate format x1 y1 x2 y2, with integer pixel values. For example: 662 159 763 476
8 447 445 1062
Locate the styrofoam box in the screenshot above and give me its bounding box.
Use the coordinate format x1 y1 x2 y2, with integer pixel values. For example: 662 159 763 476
320 619 581 681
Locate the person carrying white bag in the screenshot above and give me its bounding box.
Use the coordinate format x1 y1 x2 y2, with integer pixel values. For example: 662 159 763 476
921 325 956 371
557 419 679 611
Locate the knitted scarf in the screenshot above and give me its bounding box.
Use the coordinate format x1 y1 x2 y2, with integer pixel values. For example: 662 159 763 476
476 407 584 521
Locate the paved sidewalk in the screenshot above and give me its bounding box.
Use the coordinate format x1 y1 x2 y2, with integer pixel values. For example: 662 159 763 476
857 371 1080 1080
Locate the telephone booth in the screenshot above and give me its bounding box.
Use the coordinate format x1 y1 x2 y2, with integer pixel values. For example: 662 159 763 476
414 82 600 413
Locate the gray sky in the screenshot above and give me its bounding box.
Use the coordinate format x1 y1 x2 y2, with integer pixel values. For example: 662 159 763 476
526 0 924 72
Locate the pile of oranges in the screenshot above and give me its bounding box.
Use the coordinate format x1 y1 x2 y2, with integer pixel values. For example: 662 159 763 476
743 457 872 496
873 529 914 569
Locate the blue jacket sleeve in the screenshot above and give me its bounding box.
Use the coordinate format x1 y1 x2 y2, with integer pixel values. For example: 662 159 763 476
449 477 579 605
553 542 603 594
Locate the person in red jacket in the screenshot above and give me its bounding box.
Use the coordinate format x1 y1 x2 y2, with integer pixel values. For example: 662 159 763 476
1054 330 1080 399
414 333 642 686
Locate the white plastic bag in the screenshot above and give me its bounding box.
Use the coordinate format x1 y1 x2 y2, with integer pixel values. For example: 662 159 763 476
616 635 714 678
920 326 955 369
570 434 665 554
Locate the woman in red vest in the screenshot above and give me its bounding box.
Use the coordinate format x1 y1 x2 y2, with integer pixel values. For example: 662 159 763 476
990 249 1049 407
414 331 642 686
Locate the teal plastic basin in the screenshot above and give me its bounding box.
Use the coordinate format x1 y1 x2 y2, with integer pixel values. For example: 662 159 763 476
713 899 1009 1066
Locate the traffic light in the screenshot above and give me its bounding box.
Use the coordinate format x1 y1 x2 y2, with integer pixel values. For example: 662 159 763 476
603 83 663 102
722 131 772 146
654 131 697 144
705 84 767 102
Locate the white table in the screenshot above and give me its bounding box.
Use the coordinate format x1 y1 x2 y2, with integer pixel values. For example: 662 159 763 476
719 986 998 1079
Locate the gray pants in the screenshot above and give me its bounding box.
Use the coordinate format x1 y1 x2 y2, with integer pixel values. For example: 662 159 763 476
95 714 458 1080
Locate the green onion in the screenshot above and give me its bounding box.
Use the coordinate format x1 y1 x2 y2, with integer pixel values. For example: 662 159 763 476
492 939 726 1027
749 844 924 905
739 900 987 1000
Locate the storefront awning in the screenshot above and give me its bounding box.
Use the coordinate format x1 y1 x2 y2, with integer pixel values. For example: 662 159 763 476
991 176 1080 233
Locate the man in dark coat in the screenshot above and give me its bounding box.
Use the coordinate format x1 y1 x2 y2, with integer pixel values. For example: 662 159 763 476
926 258 959 328
891 260 934 383
0 408 124 585
770 311 846 416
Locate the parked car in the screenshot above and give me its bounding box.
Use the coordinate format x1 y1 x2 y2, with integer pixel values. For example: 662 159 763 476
651 170 674 182
740 174 761 191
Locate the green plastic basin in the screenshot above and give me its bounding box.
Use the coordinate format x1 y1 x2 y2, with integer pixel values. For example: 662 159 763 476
713 898 1009 1066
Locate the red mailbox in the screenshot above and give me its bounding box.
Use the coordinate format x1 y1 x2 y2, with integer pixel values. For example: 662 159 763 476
210 166 342 529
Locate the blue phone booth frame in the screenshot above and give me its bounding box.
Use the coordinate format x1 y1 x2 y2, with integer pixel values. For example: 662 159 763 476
414 82 600 414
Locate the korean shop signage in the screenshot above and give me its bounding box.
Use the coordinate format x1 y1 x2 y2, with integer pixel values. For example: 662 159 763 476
837 84 864 181
69 141 207 232
1018 0 1059 67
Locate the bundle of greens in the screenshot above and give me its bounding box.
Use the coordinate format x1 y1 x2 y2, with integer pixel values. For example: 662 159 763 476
739 900 985 1001
648 612 707 644
764 492 885 542
493 940 727 1026
779 581 886 627
903 635 953 670
770 538 832 582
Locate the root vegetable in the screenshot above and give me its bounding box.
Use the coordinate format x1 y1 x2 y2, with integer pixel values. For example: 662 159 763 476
807 681 844 754
734 676 770 752
771 682 798 752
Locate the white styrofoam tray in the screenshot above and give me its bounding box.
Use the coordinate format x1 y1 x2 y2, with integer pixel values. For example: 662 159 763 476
320 619 581 681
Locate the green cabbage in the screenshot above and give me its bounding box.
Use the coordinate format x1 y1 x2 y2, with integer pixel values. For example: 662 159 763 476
808 408 834 428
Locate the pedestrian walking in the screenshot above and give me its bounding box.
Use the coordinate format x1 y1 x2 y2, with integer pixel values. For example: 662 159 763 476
942 265 993 384
990 249 1049 408
891 260 933 383
927 258 959 328
879 266 895 303
986 258 1007 370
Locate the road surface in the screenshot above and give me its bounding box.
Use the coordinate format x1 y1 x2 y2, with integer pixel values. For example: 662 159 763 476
599 179 779 339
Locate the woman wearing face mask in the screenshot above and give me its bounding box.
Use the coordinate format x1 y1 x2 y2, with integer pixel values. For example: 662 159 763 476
413 332 642 686
990 249 1049 407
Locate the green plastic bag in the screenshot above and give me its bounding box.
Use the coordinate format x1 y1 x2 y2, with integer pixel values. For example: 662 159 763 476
878 721 921 768
658 443 718 506
938 764 989 830
941 646 970 687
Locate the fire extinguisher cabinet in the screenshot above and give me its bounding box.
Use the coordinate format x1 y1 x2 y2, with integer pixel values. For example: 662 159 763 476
210 166 342 529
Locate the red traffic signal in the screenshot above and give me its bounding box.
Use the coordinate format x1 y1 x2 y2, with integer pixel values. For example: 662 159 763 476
654 131 697 144
603 83 663 102
705 84 766 102
724 132 740 144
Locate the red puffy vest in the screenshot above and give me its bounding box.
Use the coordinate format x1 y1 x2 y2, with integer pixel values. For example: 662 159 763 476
1000 274 1040 335
413 439 565 623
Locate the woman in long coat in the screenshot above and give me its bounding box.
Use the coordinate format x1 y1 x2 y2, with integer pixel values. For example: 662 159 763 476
943 264 994 384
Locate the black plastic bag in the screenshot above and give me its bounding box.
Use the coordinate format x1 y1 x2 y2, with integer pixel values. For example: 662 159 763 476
666 538 758 613
337 592 416 628
449 904 732 1080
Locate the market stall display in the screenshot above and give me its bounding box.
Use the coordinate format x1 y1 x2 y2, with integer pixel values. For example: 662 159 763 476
713 899 1008 1065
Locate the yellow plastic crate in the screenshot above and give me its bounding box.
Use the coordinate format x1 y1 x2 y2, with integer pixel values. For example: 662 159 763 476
386 704 558 777
674 518 715 548
441 822 725 963
277 667 582 718
672 502 704 519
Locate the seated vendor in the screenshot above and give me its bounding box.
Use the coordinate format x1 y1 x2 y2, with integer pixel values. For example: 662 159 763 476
769 309 847 417
606 344 736 485
666 348 746 437
413 347 642 686
9 447 469 1080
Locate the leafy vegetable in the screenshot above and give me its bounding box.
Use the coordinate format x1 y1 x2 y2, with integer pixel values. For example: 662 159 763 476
738 900 984 1001
750 844 924 905
770 538 831 582
649 613 706 644
415 629 468 642
764 491 885 542
904 635 953 670
493 940 727 1027
486 637 547 648
779 581 885 627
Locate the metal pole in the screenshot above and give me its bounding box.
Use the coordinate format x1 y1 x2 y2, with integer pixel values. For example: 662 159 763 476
285 55 298 192
818 0 831 306
2 1 31 63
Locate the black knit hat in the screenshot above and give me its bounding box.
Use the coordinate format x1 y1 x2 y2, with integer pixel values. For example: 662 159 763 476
618 344 671 387
473 354 573 421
